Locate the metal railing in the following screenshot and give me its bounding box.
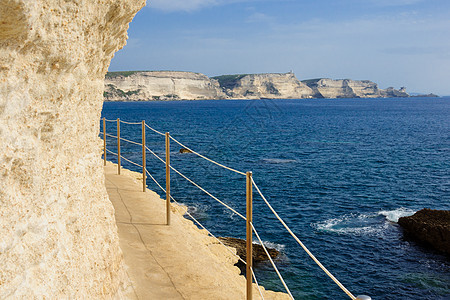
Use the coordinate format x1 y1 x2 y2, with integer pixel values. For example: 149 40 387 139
100 117 371 300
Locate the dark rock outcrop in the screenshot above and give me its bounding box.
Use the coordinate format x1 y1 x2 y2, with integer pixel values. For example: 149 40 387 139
179 148 193 153
218 237 280 273
398 209 450 256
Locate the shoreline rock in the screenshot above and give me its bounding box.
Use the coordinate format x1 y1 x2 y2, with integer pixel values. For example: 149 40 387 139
180 148 193 153
398 209 450 256
218 237 280 273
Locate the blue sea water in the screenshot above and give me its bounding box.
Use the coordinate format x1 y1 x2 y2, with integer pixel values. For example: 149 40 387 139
101 97 450 299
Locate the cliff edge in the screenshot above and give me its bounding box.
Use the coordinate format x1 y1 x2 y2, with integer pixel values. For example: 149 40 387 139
212 72 314 99
105 71 227 101
104 71 410 101
302 78 409 98
0 0 144 298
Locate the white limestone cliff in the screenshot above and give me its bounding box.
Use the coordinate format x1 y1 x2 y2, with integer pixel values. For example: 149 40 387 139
105 71 228 101
105 71 409 101
216 72 314 99
0 0 145 298
303 78 409 98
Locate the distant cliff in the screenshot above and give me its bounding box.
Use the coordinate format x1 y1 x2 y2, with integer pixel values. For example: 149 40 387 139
302 78 409 98
104 71 227 101
212 72 314 99
104 71 410 101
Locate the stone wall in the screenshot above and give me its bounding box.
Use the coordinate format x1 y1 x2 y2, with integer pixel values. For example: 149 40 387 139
0 0 145 298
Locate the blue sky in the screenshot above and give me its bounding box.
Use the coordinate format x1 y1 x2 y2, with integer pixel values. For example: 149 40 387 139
109 0 450 95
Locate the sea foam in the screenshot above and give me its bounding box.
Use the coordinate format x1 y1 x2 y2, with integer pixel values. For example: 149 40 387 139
378 208 416 223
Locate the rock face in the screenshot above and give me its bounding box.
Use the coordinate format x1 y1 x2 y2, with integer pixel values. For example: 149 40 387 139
398 209 450 256
0 0 144 298
104 71 410 101
213 72 314 99
302 78 409 98
105 71 228 101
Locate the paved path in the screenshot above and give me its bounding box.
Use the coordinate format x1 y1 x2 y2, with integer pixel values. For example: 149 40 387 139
105 163 184 299
104 162 289 300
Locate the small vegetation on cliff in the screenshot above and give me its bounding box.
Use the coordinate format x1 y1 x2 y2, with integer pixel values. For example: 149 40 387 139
104 84 141 98
212 74 249 89
106 71 142 78
164 94 180 99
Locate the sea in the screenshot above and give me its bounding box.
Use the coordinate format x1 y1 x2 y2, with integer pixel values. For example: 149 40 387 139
101 97 449 299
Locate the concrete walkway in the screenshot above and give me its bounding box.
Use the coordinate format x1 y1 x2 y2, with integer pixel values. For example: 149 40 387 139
104 162 290 300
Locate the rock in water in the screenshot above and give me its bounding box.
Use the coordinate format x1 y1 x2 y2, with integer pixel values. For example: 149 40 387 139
0 0 144 298
398 209 450 256
218 237 280 273
180 148 193 153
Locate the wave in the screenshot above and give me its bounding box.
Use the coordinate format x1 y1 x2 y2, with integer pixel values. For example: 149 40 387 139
313 207 416 235
253 240 286 252
178 202 211 219
378 207 416 223
313 213 386 235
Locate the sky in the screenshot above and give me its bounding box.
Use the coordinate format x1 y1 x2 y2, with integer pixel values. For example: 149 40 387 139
109 0 450 95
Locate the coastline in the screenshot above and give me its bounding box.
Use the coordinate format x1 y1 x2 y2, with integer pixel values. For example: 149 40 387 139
104 161 290 299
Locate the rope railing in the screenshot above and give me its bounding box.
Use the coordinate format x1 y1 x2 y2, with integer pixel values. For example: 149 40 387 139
120 119 142 125
105 133 118 139
143 167 248 267
141 144 246 220
251 222 294 299
169 164 247 221
120 136 142 147
100 117 370 300
251 178 357 300
251 267 265 300
169 135 246 176
145 123 165 136
120 154 143 169
105 148 118 156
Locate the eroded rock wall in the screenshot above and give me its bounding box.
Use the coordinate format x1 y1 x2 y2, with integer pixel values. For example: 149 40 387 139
303 78 409 98
105 71 228 101
219 72 314 99
0 0 145 298
105 71 410 101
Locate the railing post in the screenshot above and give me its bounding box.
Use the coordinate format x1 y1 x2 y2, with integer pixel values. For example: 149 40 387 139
117 118 121 175
246 171 253 300
142 120 146 192
165 132 171 225
103 117 106 166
